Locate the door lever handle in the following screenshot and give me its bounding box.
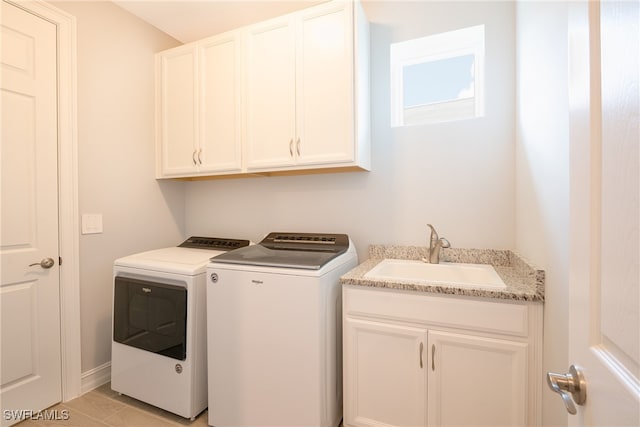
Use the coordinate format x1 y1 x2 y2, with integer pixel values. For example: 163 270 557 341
547 365 587 415
29 258 55 269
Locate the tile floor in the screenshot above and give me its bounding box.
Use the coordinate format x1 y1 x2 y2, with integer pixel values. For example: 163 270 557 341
17 383 208 427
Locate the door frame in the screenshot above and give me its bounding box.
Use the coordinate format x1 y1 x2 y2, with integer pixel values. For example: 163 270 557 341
5 0 81 401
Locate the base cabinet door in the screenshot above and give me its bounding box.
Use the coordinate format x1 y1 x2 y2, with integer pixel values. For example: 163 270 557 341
427 330 528 427
344 317 427 427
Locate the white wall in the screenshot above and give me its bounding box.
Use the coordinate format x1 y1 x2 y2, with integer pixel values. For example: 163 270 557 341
184 1 516 261
54 1 185 374
515 1 570 426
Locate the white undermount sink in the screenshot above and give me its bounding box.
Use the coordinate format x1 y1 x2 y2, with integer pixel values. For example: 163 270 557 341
364 259 507 289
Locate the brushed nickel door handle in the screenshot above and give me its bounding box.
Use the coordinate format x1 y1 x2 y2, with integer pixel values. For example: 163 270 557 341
547 365 587 415
29 258 55 269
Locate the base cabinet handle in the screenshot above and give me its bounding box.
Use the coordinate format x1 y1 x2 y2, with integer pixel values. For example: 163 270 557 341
431 344 435 371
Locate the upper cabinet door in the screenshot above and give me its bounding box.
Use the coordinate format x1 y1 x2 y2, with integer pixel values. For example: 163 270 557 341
157 45 198 177
296 2 355 166
199 33 243 174
245 17 297 170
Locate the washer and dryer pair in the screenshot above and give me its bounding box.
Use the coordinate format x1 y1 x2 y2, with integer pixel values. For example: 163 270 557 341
111 232 358 427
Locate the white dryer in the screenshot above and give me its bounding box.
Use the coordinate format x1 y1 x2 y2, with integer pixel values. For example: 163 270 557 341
111 236 250 420
207 232 358 427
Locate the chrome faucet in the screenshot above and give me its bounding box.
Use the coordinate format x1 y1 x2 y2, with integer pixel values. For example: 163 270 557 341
423 224 451 264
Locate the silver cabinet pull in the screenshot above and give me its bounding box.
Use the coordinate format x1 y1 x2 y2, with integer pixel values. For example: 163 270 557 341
29 258 55 269
547 365 587 415
192 149 197 166
197 148 202 165
296 137 301 156
289 139 293 157
419 342 423 369
431 344 435 371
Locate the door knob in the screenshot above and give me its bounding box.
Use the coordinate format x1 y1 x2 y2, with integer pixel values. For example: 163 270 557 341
547 364 587 415
29 258 55 269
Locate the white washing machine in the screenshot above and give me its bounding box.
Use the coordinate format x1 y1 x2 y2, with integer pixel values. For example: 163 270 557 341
111 236 250 420
206 232 358 427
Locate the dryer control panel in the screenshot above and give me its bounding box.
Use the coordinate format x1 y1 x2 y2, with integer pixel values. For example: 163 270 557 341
178 236 250 251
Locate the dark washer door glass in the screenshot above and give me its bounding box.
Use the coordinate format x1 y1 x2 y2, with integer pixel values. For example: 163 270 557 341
113 277 187 360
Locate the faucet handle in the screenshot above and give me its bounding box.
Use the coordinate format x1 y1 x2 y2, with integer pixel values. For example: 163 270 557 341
427 224 438 241
440 237 451 248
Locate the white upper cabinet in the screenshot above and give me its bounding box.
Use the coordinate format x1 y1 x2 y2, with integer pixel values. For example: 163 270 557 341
245 1 369 172
156 0 370 179
156 31 243 178
245 16 297 169
157 45 198 176
296 3 357 167
199 33 243 174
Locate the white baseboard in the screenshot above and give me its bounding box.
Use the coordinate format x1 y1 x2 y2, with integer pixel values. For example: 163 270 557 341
80 361 111 395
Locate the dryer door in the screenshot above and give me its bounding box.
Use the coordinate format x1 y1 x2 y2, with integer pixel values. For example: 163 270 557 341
114 276 187 360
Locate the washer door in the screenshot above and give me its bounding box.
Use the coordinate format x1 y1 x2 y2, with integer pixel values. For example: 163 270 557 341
113 276 187 360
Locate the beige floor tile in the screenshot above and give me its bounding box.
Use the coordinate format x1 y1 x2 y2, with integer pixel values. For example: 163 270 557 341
62 389 126 421
172 410 208 426
104 392 191 424
17 404 110 427
102 406 180 427
92 382 120 399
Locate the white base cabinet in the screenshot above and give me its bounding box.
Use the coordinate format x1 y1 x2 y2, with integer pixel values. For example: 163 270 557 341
343 286 543 427
345 318 428 427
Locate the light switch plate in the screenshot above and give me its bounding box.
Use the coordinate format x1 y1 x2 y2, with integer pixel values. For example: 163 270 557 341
81 214 103 234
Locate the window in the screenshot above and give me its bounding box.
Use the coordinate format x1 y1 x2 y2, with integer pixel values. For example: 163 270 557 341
390 25 485 127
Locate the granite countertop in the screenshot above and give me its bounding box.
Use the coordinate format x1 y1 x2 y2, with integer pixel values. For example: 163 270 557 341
340 245 545 302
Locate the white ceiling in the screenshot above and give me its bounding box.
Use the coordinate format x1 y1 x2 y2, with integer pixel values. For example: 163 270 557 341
112 0 328 43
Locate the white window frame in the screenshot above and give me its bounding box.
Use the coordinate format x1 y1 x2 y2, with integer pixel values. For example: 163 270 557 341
390 25 485 127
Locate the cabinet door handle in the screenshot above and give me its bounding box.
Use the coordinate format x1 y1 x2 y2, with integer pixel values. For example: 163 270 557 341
192 149 197 166
197 148 202 165
432 344 435 371
289 139 293 157
419 342 424 369
296 137 301 156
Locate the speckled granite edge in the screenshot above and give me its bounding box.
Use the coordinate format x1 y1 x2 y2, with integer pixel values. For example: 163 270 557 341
340 245 545 302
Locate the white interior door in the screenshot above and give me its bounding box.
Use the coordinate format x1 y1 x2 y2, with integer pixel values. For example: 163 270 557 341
562 0 639 424
1 2 62 425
